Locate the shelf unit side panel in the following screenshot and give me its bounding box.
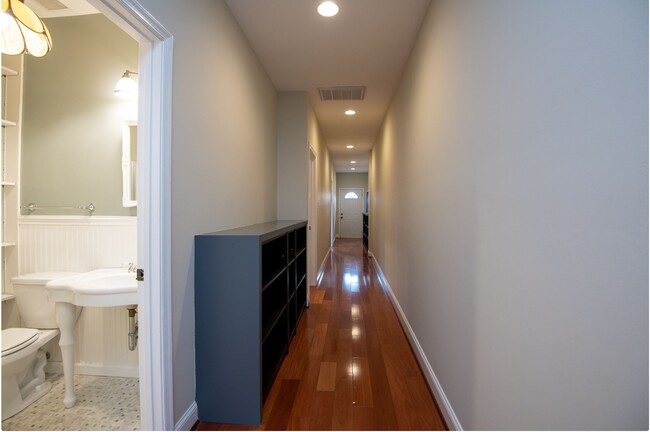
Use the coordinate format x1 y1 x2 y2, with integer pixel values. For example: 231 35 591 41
194 234 262 424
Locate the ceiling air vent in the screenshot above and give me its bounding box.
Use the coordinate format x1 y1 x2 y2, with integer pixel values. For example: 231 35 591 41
318 86 366 101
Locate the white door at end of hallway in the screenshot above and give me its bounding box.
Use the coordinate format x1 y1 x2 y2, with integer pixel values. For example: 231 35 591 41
339 188 364 238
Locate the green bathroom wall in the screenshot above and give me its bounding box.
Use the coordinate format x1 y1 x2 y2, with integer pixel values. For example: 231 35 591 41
21 14 138 216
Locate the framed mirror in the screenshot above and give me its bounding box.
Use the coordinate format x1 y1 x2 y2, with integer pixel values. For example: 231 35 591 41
122 121 137 207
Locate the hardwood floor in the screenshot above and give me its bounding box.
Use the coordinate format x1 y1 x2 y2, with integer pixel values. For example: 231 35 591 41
195 239 447 431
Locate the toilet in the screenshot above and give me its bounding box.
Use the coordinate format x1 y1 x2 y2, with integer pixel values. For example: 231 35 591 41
2 272 80 420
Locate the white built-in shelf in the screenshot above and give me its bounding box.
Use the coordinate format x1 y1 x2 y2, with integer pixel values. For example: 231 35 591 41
1 181 16 186
1 119 16 127
1 242 16 247
1 293 15 302
2 66 18 76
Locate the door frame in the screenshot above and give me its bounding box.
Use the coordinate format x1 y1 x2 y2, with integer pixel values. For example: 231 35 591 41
88 0 173 429
330 167 336 246
307 146 317 293
338 187 364 238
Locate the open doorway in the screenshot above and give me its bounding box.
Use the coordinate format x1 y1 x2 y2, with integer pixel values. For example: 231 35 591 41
1 0 172 427
77 1 173 429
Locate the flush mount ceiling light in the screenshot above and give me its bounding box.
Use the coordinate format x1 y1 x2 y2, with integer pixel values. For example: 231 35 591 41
345 109 356 116
351 167 356 171
114 70 138 99
350 160 357 164
317 1 339 17
346 145 354 149
0 0 53 57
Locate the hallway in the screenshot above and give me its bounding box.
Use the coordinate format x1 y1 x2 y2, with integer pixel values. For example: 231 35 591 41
196 239 446 430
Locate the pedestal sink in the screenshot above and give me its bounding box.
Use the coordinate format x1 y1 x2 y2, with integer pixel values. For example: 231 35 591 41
46 268 138 408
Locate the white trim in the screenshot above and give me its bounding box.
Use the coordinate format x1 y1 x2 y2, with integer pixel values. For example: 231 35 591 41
316 248 330 286
370 256 463 431
45 362 139 378
85 0 173 430
174 401 198 431
330 166 336 246
19 216 136 226
307 146 318 304
121 121 138 207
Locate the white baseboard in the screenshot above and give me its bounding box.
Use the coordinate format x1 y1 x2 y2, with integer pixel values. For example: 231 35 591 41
175 401 198 431
316 249 330 286
45 361 139 378
370 257 463 431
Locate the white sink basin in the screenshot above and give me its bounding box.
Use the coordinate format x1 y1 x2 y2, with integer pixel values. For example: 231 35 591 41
46 268 138 307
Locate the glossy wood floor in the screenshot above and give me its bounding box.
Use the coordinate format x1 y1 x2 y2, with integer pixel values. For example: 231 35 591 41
195 239 447 431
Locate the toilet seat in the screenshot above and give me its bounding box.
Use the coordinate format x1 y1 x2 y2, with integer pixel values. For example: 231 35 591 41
2 328 39 357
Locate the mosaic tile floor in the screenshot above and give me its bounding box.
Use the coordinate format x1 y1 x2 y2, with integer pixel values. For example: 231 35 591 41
2 374 140 431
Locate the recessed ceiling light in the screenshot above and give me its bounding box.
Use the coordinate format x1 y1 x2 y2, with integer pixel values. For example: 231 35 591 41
350 160 357 164
345 109 356 116
317 1 339 17
346 145 354 149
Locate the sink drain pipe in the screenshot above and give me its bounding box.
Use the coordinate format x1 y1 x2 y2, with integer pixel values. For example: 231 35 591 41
127 306 138 351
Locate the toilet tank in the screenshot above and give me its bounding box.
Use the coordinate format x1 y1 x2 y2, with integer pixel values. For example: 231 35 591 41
11 272 80 329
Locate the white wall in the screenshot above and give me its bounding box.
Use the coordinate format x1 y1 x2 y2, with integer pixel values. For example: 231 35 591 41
132 0 278 422
18 216 138 376
370 0 648 429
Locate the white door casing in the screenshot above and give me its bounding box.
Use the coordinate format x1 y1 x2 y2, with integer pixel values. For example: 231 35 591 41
339 188 364 238
307 146 317 298
87 0 173 430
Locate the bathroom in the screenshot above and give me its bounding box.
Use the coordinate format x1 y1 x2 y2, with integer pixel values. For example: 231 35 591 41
1 3 142 430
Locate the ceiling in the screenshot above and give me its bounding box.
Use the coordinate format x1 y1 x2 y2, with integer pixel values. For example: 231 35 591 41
25 0 432 173
25 0 99 18
224 0 431 173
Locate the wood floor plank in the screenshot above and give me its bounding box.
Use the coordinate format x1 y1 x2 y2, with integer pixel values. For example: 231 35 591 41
351 356 374 408
311 288 326 305
194 239 447 431
351 407 377 430
316 362 337 391
309 323 328 357
307 391 335 430
264 379 300 430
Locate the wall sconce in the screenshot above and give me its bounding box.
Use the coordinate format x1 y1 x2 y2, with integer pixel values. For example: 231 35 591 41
114 70 138 99
0 0 53 57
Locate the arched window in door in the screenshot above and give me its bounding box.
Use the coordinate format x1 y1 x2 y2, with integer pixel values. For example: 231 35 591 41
344 192 359 199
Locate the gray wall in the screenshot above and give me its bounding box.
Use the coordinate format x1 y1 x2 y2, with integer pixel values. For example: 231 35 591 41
335 172 368 236
277 92 309 220
369 0 648 429
276 92 333 280
22 14 138 216
307 100 333 273
134 0 279 422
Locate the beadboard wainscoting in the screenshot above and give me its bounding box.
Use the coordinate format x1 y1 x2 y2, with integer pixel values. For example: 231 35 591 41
18 216 139 377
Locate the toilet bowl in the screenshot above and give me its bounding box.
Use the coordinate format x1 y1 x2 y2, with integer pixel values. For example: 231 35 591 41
2 272 80 420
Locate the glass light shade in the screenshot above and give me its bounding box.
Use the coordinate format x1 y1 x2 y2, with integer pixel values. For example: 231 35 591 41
1 0 52 57
317 1 339 17
114 71 138 99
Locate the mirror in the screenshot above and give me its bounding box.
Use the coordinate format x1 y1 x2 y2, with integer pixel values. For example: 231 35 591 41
122 121 137 207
